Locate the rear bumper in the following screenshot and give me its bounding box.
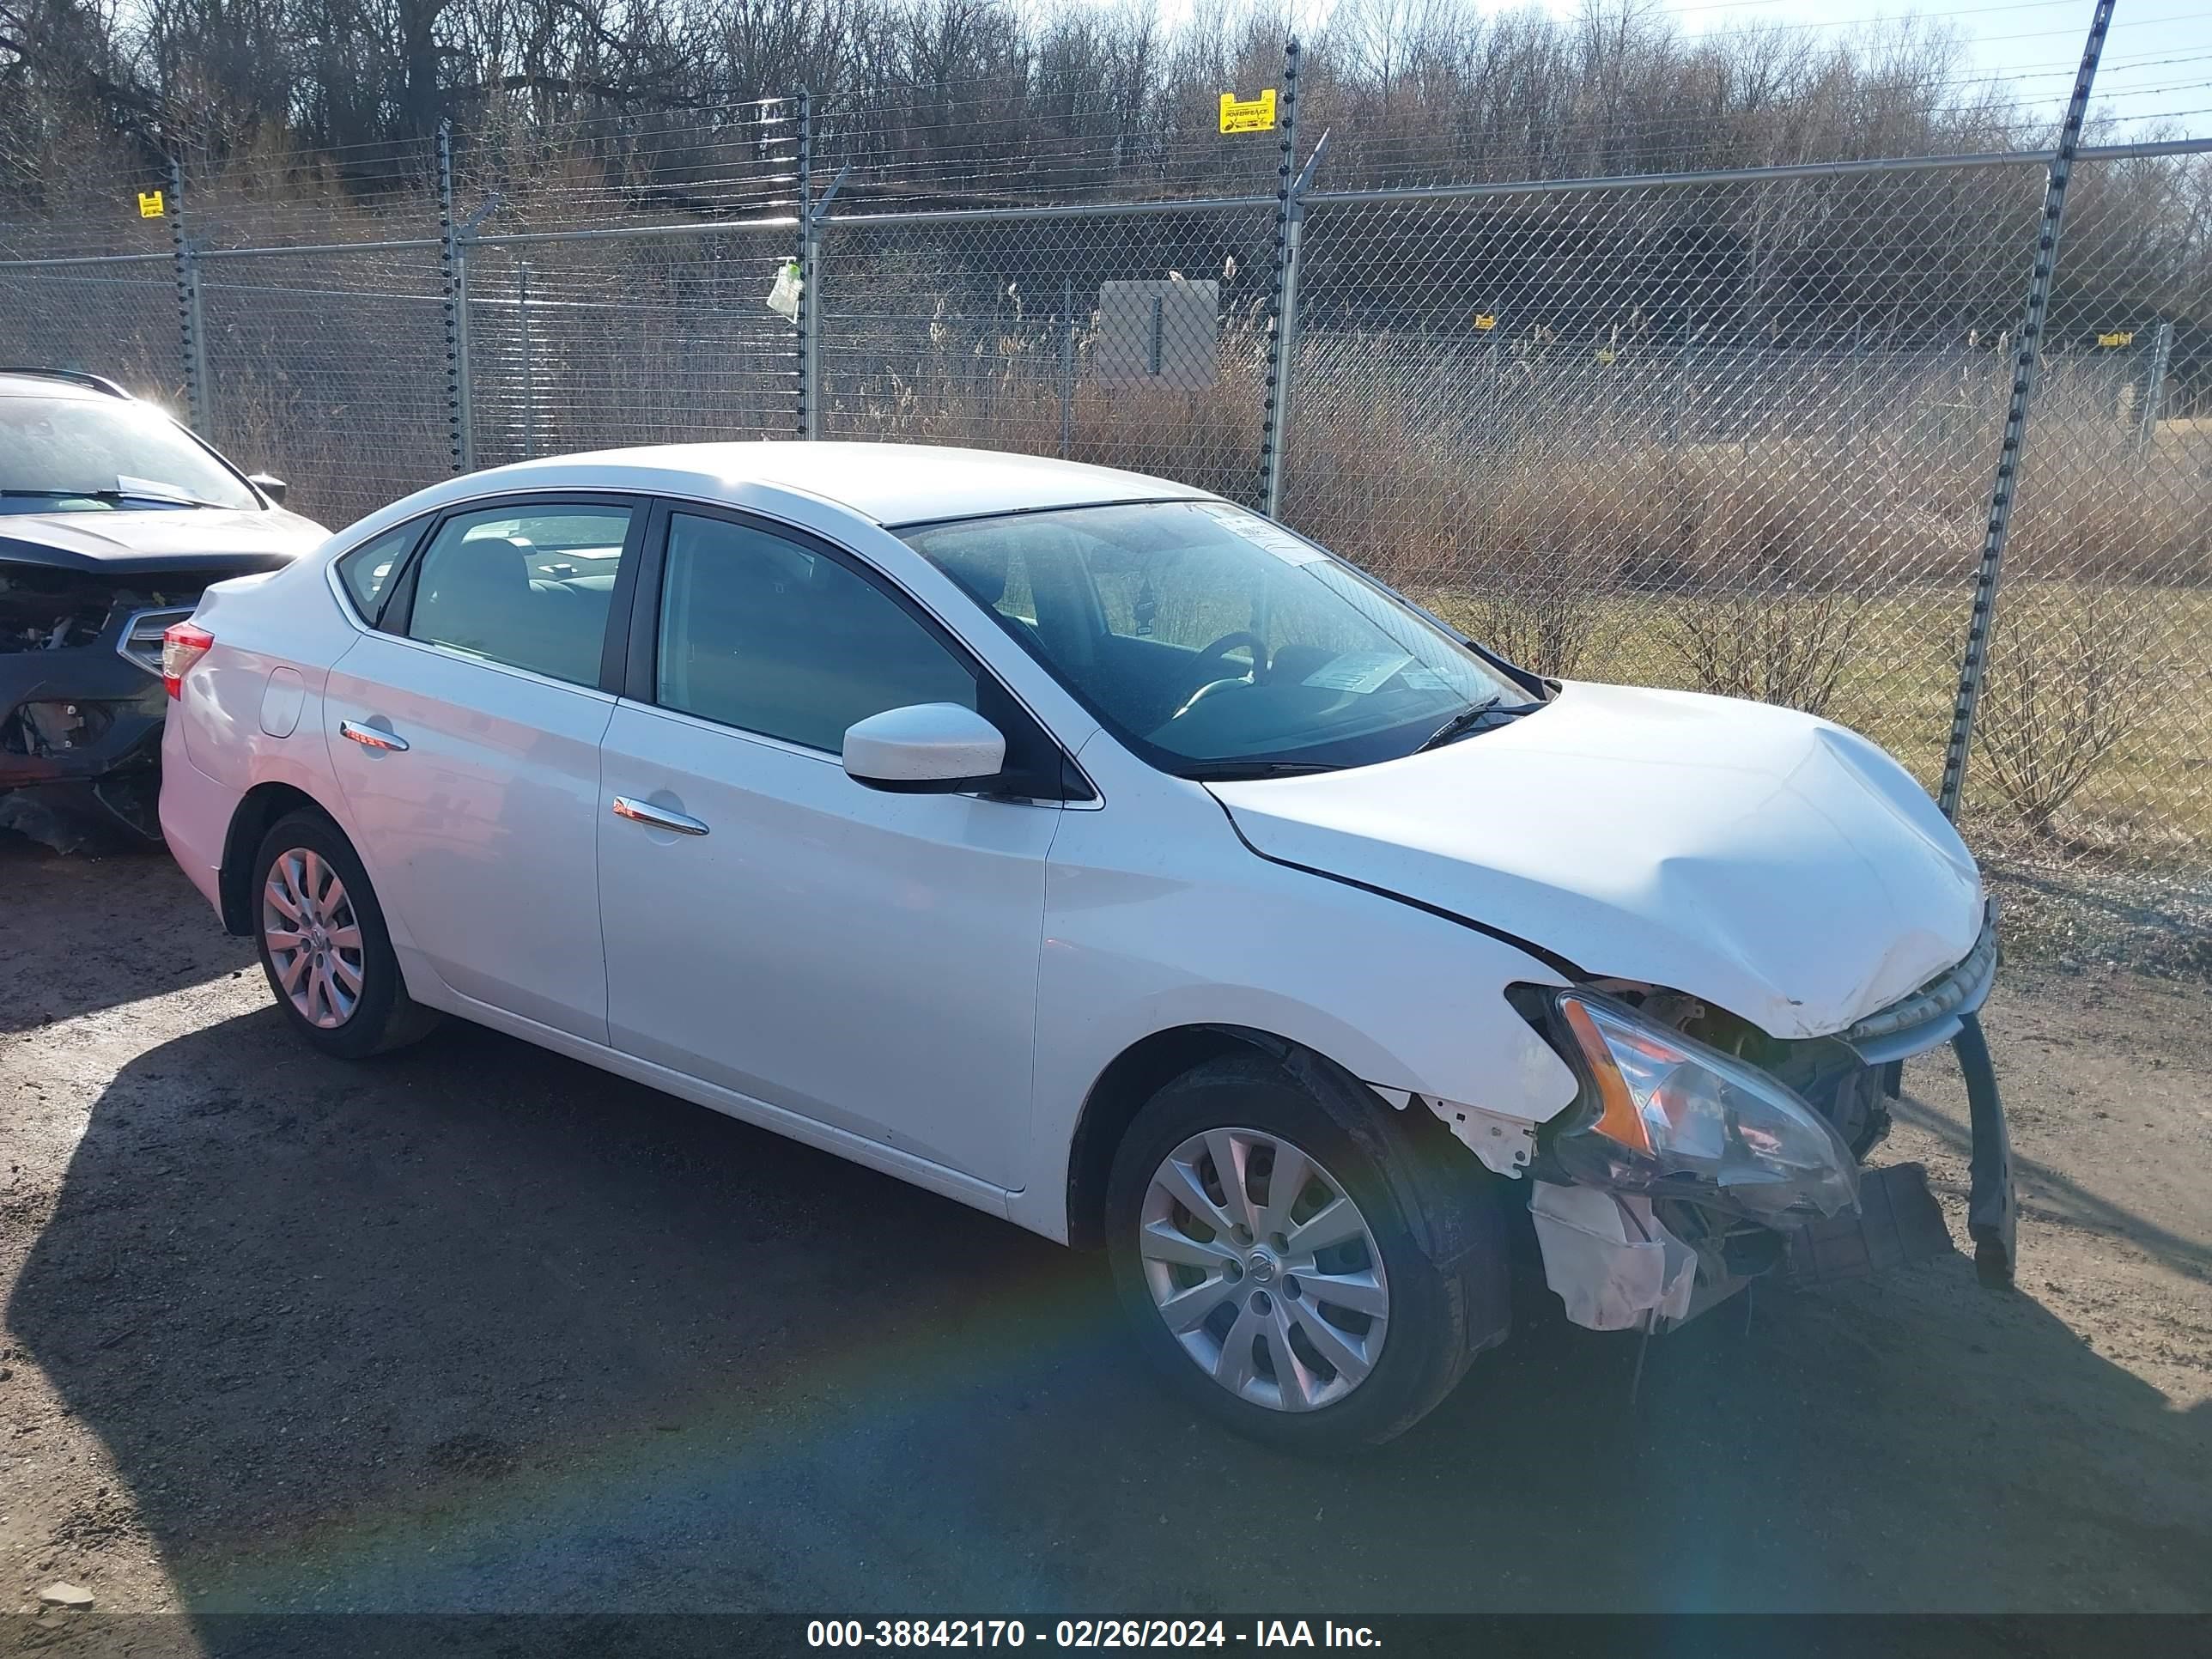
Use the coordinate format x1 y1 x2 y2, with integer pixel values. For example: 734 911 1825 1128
156 718 235 919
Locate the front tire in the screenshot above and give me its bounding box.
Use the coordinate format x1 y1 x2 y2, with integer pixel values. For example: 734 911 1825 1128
1104 1054 1504 1450
250 809 438 1059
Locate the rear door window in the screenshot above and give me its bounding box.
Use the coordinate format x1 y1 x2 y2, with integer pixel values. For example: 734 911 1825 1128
405 504 635 687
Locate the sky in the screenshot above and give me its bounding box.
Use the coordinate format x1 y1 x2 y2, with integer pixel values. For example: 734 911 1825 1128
1656 0 2212 133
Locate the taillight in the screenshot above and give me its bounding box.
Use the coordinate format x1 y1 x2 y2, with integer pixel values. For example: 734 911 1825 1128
161 621 215 699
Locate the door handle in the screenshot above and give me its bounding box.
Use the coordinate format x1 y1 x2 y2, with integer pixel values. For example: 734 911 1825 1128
611 796 710 836
339 720 410 753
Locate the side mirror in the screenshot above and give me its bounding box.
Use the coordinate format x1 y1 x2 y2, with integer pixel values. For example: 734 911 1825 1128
842 703 1007 793
247 472 289 505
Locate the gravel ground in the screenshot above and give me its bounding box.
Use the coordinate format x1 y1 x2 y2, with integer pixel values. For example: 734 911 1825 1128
1 836 2207 1644
1989 863 2212 983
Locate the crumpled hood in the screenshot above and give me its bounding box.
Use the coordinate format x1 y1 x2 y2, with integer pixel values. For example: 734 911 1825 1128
0 507 326 574
1209 681 1984 1040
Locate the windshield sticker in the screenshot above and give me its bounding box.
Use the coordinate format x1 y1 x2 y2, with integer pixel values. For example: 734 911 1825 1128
1302 651 1413 694
1194 503 1327 565
115 474 192 503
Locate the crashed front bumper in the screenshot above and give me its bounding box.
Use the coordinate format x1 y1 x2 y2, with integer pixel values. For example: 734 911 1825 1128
1 611 185 842
1527 909 2014 1331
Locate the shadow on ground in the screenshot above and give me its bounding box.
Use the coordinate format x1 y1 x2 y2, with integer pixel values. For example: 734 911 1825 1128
9 995 2209 1638
0 837 249 1034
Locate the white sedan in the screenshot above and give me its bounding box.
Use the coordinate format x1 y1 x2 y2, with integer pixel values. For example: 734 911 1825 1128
158 443 2008 1448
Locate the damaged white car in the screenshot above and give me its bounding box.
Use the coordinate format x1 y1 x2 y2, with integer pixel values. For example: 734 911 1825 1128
159 444 2010 1449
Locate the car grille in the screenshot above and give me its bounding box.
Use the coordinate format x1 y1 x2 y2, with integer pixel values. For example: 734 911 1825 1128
1 563 110 652
116 606 196 676
3 562 233 663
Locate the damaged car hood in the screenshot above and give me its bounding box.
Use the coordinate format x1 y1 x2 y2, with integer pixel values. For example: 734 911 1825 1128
1208 681 1984 1040
0 507 325 574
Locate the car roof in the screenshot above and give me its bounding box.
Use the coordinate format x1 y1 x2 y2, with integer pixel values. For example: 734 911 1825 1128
0 370 120 401
430 442 1217 527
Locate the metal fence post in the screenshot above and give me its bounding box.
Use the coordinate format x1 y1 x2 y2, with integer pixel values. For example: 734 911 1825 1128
166 154 210 436
794 89 814 440
799 161 849 444
437 121 475 474
1257 39 1306 520
1665 317 1690 450
518 258 536 459
1060 276 1076 459
2136 319 2173 459
1847 318 1867 446
800 203 823 441
1936 0 2113 821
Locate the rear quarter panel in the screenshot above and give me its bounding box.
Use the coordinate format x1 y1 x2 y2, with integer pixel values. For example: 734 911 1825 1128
174 567 352 787
166 562 409 944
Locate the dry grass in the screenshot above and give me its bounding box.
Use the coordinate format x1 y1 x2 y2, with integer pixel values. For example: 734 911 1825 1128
817 337 2212 863
1459 571 1615 680
823 311 1267 506
25 266 2201 866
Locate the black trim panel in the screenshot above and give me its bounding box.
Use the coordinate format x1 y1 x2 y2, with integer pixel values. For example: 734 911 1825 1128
885 494 1200 533
598 500 659 695
331 514 435 630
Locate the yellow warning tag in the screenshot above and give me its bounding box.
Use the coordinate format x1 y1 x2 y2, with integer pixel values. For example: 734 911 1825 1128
1218 90 1277 134
2097 331 2135 348
137 190 166 219
1472 313 1497 331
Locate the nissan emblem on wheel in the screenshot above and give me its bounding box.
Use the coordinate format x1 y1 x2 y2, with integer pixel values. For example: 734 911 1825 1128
157 440 2010 1449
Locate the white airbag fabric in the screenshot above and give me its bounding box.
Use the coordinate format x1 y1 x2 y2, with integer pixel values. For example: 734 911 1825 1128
1529 1185 1698 1331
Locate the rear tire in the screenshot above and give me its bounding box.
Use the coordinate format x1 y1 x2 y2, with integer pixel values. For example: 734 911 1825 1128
1103 1053 1504 1450
250 810 438 1060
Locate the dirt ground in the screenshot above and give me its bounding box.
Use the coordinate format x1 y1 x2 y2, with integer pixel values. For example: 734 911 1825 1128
1 835 2208 1641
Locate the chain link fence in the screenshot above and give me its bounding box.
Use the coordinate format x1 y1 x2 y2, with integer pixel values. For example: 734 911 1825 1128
1285 163 2051 813
0 263 183 404
466 228 802 470
4 87 2210 907
194 245 449 525
817 204 1273 505
1987 163 2212 877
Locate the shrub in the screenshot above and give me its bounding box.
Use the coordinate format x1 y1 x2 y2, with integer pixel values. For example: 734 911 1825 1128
1661 590 1865 716
1456 567 1616 677
1974 588 2164 838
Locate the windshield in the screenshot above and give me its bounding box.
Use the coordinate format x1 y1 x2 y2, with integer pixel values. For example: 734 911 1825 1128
903 501 1532 777
0 392 260 512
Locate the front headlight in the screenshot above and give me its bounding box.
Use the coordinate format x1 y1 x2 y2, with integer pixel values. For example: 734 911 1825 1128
1552 993 1860 1219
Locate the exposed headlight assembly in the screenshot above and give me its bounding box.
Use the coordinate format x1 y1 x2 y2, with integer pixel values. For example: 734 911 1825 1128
1552 993 1860 1220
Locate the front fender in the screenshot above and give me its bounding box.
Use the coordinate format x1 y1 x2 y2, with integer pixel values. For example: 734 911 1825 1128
1015 791 1582 1241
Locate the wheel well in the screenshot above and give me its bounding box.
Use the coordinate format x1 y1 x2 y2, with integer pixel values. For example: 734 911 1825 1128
1063 1024 1298 1250
217 782 328 934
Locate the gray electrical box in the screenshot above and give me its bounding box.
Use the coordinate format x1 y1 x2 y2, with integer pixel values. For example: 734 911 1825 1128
1093 279 1219 388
